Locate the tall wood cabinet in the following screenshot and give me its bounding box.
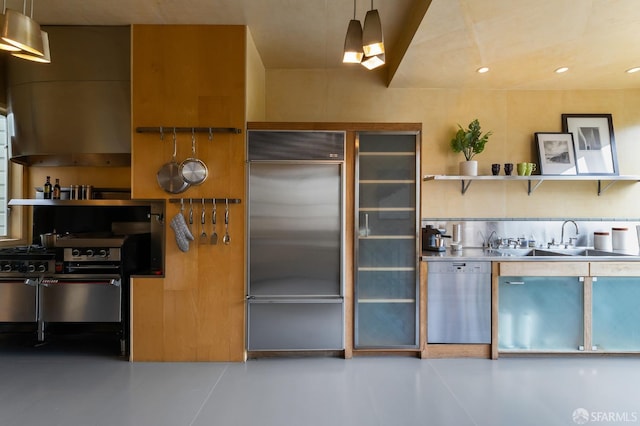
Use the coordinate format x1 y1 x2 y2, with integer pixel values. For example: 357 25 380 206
354 132 421 348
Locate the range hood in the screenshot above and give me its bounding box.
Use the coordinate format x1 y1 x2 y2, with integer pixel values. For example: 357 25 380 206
7 26 131 167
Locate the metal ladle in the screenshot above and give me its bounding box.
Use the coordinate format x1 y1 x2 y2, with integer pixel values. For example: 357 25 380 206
223 199 230 245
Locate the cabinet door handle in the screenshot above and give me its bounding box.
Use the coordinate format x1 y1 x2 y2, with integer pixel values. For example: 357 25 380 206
364 213 369 237
505 281 525 285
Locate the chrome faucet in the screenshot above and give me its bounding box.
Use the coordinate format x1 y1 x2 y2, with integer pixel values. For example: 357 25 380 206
561 220 579 248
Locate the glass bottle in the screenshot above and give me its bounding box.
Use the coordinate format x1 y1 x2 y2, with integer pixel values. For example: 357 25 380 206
53 178 61 200
43 176 52 199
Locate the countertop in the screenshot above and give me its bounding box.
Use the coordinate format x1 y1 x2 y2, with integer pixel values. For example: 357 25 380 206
421 247 640 262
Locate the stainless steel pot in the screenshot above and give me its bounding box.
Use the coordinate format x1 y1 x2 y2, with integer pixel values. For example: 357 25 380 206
40 233 58 248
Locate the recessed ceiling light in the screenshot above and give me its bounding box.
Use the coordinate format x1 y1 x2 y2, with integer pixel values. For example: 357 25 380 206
476 67 489 74
626 67 640 74
555 67 569 73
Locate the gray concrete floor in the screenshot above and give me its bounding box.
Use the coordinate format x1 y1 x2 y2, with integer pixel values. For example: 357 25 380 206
0 338 639 426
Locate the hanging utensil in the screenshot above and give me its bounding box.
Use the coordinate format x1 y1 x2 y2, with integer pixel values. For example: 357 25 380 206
210 199 218 245
179 128 208 185
188 198 194 235
223 198 230 245
157 128 190 194
200 198 208 243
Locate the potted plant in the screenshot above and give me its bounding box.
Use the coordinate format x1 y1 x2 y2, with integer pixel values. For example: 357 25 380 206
450 118 492 176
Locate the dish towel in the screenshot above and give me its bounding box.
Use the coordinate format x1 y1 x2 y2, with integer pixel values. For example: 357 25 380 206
170 213 194 252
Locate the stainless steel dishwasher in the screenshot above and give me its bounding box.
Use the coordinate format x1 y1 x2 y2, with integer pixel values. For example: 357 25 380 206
427 261 491 344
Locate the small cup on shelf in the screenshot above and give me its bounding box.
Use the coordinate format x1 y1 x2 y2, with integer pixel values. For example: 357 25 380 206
504 163 514 176
491 163 500 176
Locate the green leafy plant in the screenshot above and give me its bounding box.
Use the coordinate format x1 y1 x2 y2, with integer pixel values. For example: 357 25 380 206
449 119 493 161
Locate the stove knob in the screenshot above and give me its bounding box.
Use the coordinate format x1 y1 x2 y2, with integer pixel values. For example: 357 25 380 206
17 263 27 273
72 249 81 257
28 264 36 273
2 263 11 272
86 249 94 257
99 249 108 258
37 263 47 273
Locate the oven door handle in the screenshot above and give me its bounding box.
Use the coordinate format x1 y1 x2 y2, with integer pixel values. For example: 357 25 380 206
24 278 38 287
40 278 121 287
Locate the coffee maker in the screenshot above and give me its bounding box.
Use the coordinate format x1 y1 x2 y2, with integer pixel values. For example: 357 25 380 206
422 225 449 252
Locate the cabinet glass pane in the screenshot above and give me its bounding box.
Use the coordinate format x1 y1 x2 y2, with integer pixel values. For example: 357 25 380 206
355 132 418 350
358 239 415 268
359 134 416 153
498 276 583 351
358 210 415 236
357 270 416 299
359 155 415 180
359 182 415 209
593 277 640 351
357 302 416 347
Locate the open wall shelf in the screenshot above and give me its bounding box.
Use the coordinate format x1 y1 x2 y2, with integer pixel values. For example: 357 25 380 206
423 175 640 196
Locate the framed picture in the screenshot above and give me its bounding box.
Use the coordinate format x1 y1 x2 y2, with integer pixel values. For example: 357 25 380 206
562 113 618 175
535 132 577 175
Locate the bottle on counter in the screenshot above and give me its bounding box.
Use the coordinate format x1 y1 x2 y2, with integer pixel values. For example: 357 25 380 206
52 178 61 200
43 176 52 199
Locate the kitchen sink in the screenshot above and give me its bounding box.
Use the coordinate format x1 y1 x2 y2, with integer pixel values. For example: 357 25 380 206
492 248 570 257
490 247 634 257
546 248 633 257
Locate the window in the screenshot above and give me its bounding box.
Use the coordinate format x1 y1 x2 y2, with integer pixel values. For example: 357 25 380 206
0 115 8 237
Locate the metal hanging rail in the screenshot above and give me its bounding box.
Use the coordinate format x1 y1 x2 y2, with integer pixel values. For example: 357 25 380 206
136 126 242 135
169 198 242 204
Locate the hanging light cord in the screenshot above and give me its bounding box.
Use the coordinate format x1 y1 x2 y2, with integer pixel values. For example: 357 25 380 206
352 0 357 19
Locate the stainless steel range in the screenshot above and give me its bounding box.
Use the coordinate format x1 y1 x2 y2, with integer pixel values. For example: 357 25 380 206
0 235 136 355
0 246 56 323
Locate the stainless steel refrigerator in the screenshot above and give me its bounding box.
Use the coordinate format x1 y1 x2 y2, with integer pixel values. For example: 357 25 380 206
247 130 344 351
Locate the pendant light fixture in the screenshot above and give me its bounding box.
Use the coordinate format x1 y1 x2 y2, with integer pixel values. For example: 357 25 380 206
342 0 363 63
0 0 20 51
361 52 385 70
12 28 49 62
1 0 43 56
362 0 384 57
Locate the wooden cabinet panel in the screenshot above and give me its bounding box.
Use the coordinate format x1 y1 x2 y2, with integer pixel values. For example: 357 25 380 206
130 25 247 362
498 261 589 277
590 262 640 277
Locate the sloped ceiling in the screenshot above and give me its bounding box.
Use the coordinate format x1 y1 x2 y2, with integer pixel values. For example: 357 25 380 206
28 0 640 89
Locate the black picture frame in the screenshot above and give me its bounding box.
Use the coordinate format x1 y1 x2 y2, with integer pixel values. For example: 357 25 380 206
561 113 618 175
534 132 577 175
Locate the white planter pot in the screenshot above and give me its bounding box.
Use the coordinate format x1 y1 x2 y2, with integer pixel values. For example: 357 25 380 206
459 160 478 176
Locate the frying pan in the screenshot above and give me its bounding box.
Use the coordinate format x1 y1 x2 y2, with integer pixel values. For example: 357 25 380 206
180 130 208 185
157 129 190 194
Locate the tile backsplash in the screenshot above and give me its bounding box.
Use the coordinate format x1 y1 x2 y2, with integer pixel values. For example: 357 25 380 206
422 218 640 251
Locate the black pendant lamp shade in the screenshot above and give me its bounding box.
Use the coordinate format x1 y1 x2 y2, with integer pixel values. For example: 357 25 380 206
362 6 384 57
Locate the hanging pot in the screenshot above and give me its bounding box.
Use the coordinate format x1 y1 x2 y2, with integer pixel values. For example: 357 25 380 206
157 129 190 194
180 130 208 185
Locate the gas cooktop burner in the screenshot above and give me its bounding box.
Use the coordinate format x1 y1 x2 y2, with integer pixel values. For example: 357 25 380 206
0 245 56 260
